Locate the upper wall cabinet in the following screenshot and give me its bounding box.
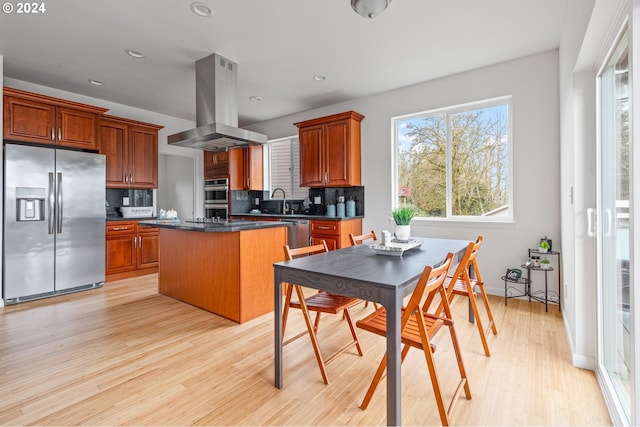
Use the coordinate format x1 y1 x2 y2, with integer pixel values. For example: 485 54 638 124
229 145 264 190
203 151 230 180
100 115 163 189
3 87 108 150
294 111 364 188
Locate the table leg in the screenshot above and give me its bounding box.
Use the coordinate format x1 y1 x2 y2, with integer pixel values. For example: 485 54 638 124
381 288 403 426
274 270 283 389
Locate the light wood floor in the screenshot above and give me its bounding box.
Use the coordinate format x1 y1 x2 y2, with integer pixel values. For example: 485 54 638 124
0 274 611 426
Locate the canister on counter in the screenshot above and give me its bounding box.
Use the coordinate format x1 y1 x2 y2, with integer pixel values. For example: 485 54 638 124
346 198 356 217
326 203 336 217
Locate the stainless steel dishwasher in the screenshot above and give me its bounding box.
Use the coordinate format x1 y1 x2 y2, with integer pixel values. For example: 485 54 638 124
281 219 310 248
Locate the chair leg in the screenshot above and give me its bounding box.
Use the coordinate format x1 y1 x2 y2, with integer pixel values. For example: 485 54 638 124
294 285 330 384
342 308 364 356
478 282 498 335
467 284 491 357
282 283 294 337
361 345 411 410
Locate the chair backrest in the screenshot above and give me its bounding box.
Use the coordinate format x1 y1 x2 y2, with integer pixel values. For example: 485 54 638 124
349 230 377 246
284 241 329 261
445 235 484 293
402 252 454 328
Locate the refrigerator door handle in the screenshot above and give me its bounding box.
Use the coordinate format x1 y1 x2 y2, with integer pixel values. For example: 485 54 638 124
57 172 63 233
48 172 55 234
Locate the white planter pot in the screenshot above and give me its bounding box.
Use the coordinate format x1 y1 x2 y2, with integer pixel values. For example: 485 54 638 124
538 247 549 253
395 224 411 242
541 263 550 269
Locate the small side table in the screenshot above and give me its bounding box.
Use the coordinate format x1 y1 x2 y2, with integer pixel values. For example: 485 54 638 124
520 264 558 312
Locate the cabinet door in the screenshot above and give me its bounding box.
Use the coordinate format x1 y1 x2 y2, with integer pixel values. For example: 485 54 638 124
299 124 325 187
310 235 339 251
324 119 351 187
57 107 100 150
229 146 264 190
137 233 159 269
3 95 56 145
129 126 158 188
245 145 264 190
204 151 230 179
101 120 129 188
105 234 137 274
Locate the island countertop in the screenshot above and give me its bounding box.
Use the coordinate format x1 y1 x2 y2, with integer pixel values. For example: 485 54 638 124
138 219 288 232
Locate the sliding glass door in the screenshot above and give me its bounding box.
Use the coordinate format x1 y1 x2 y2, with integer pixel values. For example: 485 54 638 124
597 22 632 425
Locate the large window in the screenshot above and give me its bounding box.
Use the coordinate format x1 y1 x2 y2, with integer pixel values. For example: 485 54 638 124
268 136 308 199
394 97 512 221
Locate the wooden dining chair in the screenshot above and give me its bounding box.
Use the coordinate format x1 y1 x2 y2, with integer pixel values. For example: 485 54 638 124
437 235 497 357
356 252 471 426
348 230 377 246
348 230 379 310
282 242 364 384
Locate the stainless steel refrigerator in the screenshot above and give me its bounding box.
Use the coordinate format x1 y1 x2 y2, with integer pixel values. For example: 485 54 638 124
3 144 106 304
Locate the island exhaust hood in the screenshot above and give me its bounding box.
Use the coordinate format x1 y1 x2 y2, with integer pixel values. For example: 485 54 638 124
168 53 267 151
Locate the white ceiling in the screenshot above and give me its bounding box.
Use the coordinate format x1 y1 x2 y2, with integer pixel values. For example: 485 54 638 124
0 0 567 126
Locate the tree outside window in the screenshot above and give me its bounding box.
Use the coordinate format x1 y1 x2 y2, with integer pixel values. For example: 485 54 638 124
395 98 511 220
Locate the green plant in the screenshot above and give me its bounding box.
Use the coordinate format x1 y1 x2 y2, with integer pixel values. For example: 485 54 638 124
392 205 416 225
540 258 551 264
539 241 550 250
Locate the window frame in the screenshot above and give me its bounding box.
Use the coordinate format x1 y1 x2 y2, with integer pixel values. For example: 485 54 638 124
266 135 308 200
391 95 514 223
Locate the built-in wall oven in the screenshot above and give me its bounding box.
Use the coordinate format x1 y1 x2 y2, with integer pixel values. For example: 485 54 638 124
204 178 228 219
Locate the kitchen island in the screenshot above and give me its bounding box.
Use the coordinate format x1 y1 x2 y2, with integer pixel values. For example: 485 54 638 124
140 220 287 323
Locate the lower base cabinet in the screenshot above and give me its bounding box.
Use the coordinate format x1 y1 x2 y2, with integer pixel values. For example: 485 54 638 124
106 220 159 281
310 218 362 250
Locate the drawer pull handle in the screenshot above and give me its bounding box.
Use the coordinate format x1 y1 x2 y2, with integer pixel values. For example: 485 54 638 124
317 226 330 230
111 227 129 231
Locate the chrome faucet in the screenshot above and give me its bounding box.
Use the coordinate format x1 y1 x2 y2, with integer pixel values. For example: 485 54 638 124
271 187 287 214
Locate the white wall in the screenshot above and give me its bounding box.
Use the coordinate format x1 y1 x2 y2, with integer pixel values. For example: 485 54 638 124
247 51 562 298
0 56 4 307
158 154 195 220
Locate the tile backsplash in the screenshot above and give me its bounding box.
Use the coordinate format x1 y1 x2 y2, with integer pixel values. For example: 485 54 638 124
106 189 154 217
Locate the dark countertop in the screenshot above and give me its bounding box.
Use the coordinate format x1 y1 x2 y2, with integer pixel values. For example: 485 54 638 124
231 213 364 221
137 219 288 232
106 216 157 221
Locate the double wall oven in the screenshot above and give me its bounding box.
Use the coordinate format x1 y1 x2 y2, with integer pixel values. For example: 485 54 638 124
204 178 228 220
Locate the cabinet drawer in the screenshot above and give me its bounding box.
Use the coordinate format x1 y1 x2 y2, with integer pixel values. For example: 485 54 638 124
310 220 339 235
106 221 136 235
136 223 159 234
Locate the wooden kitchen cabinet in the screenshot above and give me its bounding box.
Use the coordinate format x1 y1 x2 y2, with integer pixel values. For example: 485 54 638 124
203 151 230 179
229 145 263 190
294 111 364 188
310 218 362 250
105 220 159 281
3 87 107 150
100 115 163 189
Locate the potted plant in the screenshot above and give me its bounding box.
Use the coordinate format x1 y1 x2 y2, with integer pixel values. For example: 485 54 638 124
538 240 550 254
540 258 551 269
392 205 416 242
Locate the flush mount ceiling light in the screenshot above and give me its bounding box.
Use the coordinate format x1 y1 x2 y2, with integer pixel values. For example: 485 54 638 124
313 74 327 81
125 48 145 59
249 96 263 102
190 2 213 17
351 0 391 19
88 79 104 86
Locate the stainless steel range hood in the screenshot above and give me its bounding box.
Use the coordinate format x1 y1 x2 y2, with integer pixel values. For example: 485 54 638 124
168 53 267 151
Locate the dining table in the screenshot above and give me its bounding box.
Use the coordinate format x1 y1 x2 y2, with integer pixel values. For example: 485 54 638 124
273 237 471 426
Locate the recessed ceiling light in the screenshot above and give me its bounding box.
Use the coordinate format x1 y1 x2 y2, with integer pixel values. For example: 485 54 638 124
313 74 327 81
190 2 213 17
249 96 263 102
125 49 145 59
88 79 104 86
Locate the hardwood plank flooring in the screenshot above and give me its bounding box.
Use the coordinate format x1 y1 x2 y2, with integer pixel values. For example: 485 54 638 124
0 274 611 426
